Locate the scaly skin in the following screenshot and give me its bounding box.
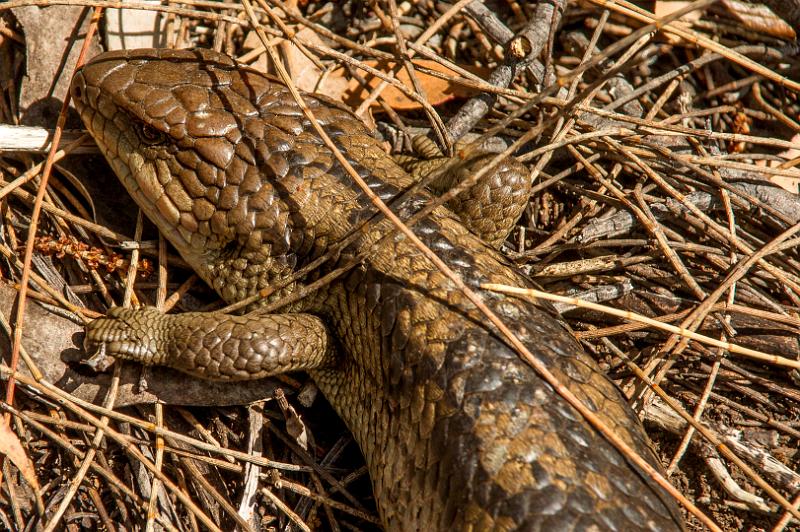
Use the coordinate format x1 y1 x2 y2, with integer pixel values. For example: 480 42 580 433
73 48 683 530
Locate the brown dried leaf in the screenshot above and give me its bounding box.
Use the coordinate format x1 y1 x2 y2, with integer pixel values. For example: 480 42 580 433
268 28 483 111
242 29 485 117
280 28 347 96
328 59 487 111
720 0 796 40
0 421 39 492
275 388 308 450
13 5 102 126
767 133 800 193
653 1 701 44
105 5 168 50
284 406 308 450
654 1 702 22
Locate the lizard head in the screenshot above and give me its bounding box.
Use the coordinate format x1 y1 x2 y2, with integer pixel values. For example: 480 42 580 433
70 48 320 303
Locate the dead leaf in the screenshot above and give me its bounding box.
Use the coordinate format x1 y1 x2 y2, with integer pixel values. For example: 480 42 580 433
13 5 102 126
756 134 800 194
275 388 308 450
765 133 800 193
719 0 796 40
651 1 700 44
264 28 486 111
105 4 169 49
771 174 800 194
0 420 39 492
281 27 348 97
326 59 488 111
654 1 702 22
242 26 486 116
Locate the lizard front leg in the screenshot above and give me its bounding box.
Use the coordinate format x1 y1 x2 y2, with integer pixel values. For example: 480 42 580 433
84 306 334 381
396 137 531 248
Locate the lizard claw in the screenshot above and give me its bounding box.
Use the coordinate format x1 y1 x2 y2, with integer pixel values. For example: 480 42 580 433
83 306 165 367
81 340 117 372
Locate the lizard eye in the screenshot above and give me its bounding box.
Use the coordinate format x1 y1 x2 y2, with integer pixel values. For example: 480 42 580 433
138 124 166 145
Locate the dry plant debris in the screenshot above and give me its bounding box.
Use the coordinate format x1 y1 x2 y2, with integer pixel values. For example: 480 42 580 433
0 0 800 530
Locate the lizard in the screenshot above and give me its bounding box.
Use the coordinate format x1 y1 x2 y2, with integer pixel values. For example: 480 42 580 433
73 47 684 530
